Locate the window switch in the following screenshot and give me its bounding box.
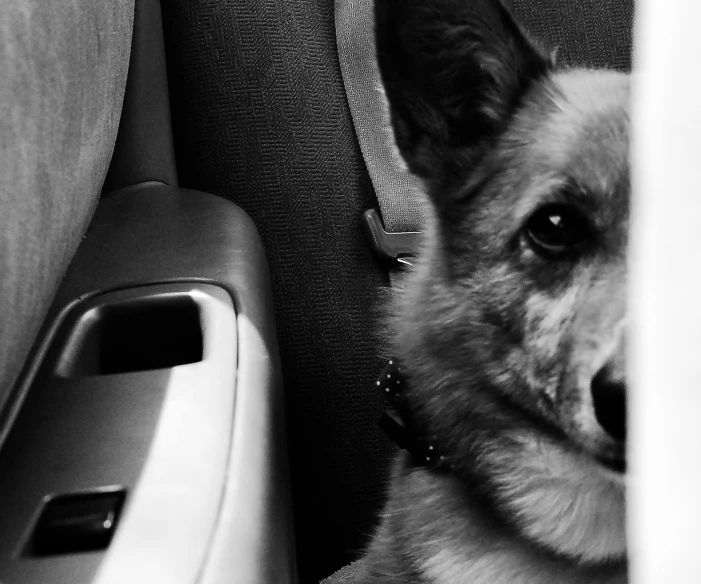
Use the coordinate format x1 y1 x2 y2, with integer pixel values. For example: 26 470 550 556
29 491 125 556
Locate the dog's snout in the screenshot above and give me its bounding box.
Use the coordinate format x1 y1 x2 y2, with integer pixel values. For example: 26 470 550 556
591 363 626 442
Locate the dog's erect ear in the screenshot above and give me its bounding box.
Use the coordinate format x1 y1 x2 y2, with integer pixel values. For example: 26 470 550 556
375 0 551 188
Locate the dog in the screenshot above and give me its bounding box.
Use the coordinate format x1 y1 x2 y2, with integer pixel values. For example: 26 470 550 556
358 0 630 582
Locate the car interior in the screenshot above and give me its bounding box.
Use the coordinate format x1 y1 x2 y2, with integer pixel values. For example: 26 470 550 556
0 0 634 583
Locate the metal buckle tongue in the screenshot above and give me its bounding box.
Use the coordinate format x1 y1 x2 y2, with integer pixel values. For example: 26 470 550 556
361 208 421 266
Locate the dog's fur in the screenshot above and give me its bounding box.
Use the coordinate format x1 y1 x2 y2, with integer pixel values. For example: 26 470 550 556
359 1 629 582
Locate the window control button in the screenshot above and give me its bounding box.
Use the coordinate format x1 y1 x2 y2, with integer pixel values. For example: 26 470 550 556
30 490 125 556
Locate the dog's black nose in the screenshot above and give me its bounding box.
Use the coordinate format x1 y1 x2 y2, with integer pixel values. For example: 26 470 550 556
591 363 626 442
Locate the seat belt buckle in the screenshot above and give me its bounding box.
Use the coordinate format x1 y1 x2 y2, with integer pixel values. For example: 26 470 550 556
362 208 421 266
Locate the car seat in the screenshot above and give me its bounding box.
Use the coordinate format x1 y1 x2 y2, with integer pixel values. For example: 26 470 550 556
159 1 634 582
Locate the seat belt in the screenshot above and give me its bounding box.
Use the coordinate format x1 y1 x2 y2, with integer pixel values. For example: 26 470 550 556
334 0 428 266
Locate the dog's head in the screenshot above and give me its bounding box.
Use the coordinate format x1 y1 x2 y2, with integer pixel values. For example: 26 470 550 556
376 0 628 565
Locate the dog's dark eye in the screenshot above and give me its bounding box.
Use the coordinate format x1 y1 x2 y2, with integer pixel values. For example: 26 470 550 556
525 204 591 257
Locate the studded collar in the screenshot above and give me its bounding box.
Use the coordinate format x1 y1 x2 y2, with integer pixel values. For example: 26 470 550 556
376 360 454 473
